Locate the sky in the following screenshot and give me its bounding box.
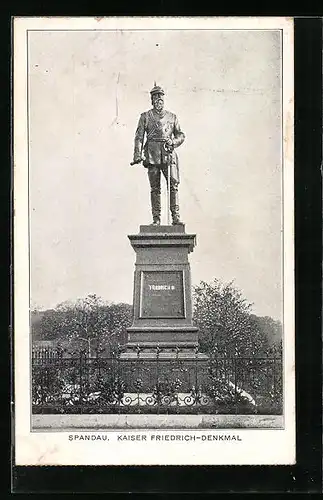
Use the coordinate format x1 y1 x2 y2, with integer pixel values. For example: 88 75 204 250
28 29 283 320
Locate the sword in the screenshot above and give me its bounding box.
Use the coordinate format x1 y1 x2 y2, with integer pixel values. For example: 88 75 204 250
164 142 173 226
167 158 171 225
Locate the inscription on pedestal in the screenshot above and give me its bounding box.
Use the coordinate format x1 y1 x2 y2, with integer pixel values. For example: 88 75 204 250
140 270 185 319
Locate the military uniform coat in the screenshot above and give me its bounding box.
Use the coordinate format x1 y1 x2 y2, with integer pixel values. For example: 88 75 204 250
133 109 185 183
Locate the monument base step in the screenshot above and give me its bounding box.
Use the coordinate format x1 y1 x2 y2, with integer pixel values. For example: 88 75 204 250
124 341 198 349
127 328 199 345
119 351 209 361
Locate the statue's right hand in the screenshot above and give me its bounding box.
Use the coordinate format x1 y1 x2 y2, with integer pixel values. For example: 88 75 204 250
130 159 142 166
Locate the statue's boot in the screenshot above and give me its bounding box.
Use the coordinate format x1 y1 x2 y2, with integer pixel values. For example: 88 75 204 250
151 191 161 225
170 189 184 225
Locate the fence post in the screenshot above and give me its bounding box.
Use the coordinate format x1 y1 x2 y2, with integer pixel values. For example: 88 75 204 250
175 345 180 412
136 344 141 409
156 345 160 414
194 346 199 406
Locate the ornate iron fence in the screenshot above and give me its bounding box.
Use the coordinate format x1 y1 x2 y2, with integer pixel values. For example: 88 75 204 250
32 347 282 415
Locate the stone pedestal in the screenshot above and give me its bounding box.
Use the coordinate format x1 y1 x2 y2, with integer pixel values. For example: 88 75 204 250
120 224 207 362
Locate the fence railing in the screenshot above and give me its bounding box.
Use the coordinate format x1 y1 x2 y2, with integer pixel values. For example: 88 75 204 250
32 347 283 415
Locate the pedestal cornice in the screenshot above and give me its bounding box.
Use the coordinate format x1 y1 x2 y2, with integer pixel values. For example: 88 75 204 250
128 227 196 253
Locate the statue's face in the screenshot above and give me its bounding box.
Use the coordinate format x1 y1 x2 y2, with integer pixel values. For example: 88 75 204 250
152 93 164 112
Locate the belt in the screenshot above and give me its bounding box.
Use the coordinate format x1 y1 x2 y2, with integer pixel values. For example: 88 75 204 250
146 138 167 143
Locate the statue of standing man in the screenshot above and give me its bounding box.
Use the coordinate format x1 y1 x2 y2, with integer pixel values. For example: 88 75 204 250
131 84 185 225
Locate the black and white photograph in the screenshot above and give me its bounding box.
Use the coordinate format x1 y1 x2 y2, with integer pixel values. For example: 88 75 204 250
13 17 295 466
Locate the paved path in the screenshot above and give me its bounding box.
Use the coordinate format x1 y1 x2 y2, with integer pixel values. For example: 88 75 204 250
32 413 283 430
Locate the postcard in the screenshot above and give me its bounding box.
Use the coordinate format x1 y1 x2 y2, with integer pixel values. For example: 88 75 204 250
13 16 295 465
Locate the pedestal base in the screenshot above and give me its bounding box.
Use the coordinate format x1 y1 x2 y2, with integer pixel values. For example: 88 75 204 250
123 326 199 354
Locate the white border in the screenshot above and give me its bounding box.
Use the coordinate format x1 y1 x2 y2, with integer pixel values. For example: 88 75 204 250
13 16 295 466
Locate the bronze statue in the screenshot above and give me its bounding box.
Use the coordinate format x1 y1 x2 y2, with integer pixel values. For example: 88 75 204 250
131 84 185 225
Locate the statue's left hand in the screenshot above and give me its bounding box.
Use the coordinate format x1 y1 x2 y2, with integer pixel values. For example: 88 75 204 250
164 139 174 152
